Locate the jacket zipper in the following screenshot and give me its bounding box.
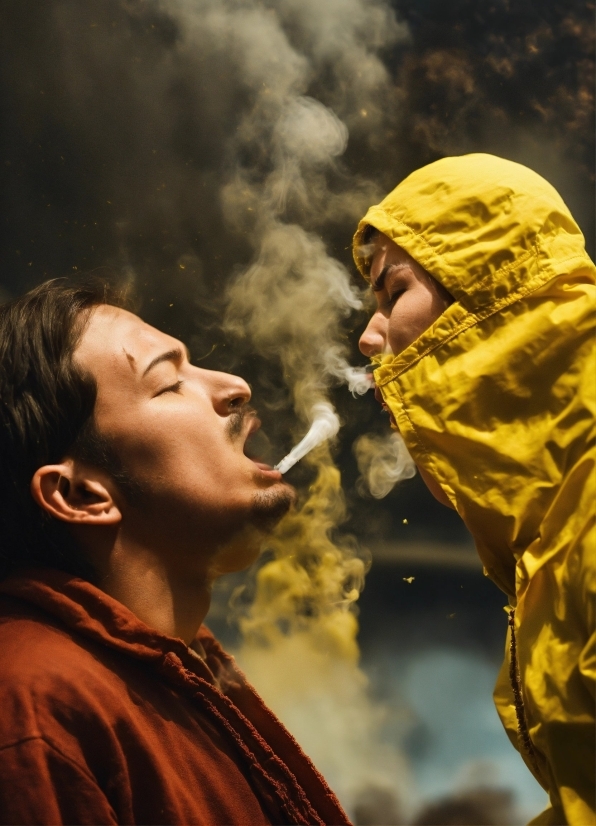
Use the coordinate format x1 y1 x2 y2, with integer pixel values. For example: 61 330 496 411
508 607 538 765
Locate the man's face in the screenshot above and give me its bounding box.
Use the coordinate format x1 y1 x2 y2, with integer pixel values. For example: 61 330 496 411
74 305 294 571
358 232 452 358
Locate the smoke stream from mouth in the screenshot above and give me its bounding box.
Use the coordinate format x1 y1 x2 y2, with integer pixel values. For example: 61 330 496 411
275 402 340 474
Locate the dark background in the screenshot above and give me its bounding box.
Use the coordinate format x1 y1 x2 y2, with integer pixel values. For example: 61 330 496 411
1 2 593 822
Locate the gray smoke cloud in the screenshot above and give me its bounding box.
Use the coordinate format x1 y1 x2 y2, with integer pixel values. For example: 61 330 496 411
213 0 405 423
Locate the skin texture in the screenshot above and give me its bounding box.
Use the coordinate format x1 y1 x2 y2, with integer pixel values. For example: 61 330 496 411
30 306 295 644
359 231 453 358
359 231 454 508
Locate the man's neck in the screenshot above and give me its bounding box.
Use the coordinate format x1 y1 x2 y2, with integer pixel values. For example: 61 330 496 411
79 528 212 644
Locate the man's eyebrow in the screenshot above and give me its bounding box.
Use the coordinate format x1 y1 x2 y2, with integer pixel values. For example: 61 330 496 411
142 346 189 377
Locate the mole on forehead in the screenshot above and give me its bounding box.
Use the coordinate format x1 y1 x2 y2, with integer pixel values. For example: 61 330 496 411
120 330 161 371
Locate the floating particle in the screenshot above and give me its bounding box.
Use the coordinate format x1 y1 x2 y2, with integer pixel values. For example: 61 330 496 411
402 518 408 525
447 613 456 619
403 576 415 584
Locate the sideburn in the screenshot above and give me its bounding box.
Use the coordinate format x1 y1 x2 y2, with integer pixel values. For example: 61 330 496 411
71 417 149 508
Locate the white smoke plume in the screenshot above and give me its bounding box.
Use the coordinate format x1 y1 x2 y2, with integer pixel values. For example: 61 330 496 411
275 402 340 474
354 431 417 498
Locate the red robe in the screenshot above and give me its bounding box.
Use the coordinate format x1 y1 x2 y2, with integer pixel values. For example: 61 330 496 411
0 567 351 825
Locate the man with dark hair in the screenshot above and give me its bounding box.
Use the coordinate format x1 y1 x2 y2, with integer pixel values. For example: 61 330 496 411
0 279 350 825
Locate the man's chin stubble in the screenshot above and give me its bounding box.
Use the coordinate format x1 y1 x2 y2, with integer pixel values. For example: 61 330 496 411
250 484 296 530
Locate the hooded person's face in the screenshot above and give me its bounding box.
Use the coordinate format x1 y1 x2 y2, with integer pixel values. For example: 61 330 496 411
358 230 453 359
358 230 454 508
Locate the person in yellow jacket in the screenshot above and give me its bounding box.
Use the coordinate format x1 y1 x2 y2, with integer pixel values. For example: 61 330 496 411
353 153 595 826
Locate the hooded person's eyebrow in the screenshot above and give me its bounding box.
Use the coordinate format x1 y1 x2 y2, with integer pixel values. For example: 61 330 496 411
372 262 410 292
142 346 189 377
372 265 391 292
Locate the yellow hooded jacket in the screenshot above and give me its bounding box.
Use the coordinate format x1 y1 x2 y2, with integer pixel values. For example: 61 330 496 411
353 154 595 825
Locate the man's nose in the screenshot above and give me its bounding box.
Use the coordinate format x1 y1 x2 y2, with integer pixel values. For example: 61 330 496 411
359 312 386 358
201 370 252 416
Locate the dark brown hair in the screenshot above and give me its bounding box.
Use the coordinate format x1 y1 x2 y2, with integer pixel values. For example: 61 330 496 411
0 277 129 580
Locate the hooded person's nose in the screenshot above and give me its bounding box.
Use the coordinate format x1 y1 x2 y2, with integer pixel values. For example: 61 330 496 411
359 312 386 358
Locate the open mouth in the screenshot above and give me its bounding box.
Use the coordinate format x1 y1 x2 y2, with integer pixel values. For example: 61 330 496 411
242 417 283 480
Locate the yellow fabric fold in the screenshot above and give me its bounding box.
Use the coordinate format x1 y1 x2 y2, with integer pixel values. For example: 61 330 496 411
356 154 596 825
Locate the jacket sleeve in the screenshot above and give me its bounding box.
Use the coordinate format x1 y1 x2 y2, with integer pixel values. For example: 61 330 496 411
0 736 117 826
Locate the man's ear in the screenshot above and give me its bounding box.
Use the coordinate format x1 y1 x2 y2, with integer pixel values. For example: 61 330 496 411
31 459 122 525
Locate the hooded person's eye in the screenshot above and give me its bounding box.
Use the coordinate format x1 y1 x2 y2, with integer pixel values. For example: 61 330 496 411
387 289 405 307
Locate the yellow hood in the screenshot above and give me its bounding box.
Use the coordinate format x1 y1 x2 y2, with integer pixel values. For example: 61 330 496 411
353 153 594 595
353 154 595 824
